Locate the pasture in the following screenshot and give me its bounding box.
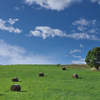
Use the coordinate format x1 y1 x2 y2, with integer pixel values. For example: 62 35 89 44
0 64 100 100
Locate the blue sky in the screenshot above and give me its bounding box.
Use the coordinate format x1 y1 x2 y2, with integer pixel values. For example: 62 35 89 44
0 0 100 65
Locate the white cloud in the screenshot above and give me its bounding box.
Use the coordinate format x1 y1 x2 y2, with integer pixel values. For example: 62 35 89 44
88 28 99 34
8 18 19 25
73 18 96 26
80 44 83 47
28 26 65 39
73 18 89 26
70 49 81 53
15 7 20 10
0 40 55 65
91 0 100 4
88 29 96 33
71 18 100 40
71 58 86 64
0 18 22 33
64 32 100 40
77 26 87 31
72 54 81 58
24 0 82 11
27 26 100 41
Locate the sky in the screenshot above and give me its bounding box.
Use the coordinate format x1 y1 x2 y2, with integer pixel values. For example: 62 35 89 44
0 0 100 65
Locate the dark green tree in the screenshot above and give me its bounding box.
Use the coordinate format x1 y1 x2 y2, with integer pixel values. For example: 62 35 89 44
85 47 100 69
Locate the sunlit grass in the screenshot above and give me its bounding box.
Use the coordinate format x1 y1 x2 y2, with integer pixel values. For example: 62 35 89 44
0 64 100 100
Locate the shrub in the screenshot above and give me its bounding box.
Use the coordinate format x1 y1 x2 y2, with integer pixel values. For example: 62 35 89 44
57 64 60 67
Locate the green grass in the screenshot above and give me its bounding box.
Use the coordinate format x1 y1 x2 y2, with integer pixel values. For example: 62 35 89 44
0 64 100 100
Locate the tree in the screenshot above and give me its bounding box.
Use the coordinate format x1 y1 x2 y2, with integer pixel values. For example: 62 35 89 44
85 47 100 70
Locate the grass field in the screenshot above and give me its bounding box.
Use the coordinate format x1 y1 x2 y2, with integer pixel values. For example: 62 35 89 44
0 64 100 100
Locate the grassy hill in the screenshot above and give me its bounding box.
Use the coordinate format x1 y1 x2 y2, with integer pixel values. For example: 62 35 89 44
0 64 100 100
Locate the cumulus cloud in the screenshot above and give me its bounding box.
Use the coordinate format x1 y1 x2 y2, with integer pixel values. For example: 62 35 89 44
71 58 86 64
80 44 83 47
0 18 22 33
0 40 55 65
15 7 20 10
28 26 65 39
27 26 100 41
70 49 81 53
24 0 82 11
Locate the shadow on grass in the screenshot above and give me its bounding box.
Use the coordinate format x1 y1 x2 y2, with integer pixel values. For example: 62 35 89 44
0 94 3 96
78 77 83 79
10 91 27 92
20 91 27 92
12 81 22 82
18 81 22 82
5 90 27 92
39 76 46 77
